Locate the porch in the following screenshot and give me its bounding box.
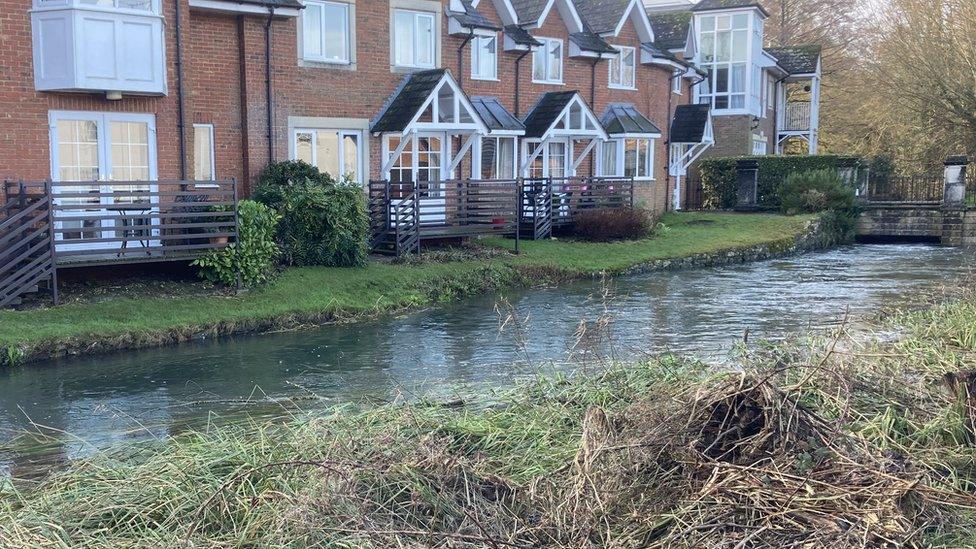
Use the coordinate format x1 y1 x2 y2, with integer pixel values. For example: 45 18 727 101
1 180 239 307
367 176 635 255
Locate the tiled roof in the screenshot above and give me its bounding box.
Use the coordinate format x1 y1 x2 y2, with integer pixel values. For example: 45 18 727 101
370 69 446 134
569 31 617 54
449 0 502 31
764 45 821 75
691 0 769 17
511 0 550 23
641 42 704 74
648 10 691 51
572 0 632 34
601 103 661 135
504 24 543 47
669 103 711 143
523 91 579 137
471 97 525 133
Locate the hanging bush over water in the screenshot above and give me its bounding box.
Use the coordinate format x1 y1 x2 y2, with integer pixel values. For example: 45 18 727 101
254 162 369 267
192 199 280 287
777 169 858 244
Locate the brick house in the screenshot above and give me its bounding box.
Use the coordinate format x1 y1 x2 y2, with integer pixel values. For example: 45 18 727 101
0 0 821 303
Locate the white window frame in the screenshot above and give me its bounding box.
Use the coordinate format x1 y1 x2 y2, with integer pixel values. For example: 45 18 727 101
300 0 351 64
522 138 571 179
291 127 364 182
471 34 498 81
193 123 216 181
672 72 682 95
696 12 752 113
609 45 636 90
481 136 518 179
40 0 162 14
601 137 654 180
393 9 436 69
532 37 564 85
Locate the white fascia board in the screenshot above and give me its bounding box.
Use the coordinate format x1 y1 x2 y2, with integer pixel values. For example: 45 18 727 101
612 0 654 42
188 0 300 17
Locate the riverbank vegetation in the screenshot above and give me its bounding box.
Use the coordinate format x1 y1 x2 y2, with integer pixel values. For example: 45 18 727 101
2 283 976 546
0 212 818 366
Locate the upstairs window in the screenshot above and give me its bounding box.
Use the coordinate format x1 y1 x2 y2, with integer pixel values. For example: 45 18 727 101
394 9 435 68
471 35 497 80
672 72 682 94
609 46 636 89
698 13 749 110
302 1 350 64
532 37 563 84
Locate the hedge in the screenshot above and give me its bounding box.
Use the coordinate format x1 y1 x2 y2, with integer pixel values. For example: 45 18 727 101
698 155 864 210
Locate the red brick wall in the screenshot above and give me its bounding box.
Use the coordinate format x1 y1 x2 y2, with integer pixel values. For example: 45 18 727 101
0 0 687 214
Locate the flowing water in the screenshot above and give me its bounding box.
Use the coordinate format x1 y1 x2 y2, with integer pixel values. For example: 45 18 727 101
1 243 972 477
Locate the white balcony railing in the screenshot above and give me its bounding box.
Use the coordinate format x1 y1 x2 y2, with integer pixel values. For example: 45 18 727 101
782 102 811 132
30 0 166 95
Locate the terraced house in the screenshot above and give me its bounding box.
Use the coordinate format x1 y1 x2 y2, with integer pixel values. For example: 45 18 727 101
0 0 820 303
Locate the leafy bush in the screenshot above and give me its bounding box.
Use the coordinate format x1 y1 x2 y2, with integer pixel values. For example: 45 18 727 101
254 164 369 267
192 200 280 287
257 160 331 194
572 207 656 242
777 169 855 215
697 155 864 210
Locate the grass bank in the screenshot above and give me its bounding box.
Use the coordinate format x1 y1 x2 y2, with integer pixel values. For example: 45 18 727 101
3 285 976 546
0 212 819 366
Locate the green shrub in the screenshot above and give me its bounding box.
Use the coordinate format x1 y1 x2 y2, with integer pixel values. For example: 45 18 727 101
697 155 864 210
254 166 369 267
257 160 331 193
572 207 656 242
192 200 280 287
777 169 855 215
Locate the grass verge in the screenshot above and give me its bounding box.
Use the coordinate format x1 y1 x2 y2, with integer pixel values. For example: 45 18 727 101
2 284 976 546
0 212 818 365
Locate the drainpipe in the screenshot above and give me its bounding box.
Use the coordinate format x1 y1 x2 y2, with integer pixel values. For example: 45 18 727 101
589 57 600 177
457 30 475 87
265 8 276 165
237 15 251 189
513 48 531 117
664 69 677 190
174 0 187 179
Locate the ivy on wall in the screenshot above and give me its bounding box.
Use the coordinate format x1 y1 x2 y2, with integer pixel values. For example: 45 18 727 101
698 155 864 210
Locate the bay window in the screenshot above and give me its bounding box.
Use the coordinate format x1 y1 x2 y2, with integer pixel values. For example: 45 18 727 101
609 46 636 89
697 13 749 110
293 128 362 182
301 0 350 64
394 9 435 68
532 38 563 84
471 35 498 80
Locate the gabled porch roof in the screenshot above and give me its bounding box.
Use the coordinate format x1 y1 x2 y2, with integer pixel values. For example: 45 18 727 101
601 103 661 137
522 91 608 140
370 69 488 136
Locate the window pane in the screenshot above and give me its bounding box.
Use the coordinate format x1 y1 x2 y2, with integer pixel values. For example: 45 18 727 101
533 43 546 80
478 36 496 78
715 66 729 93
55 120 100 204
193 125 214 180
322 2 348 62
295 132 313 164
622 49 635 87
623 139 637 178
549 142 566 178
548 40 562 81
732 13 748 29
716 30 731 61
700 15 715 31
316 130 339 177
342 134 359 181
701 33 715 62
303 3 323 58
394 11 413 66
636 139 649 178
730 63 746 92
109 121 150 202
497 138 514 178
437 86 455 123
609 52 621 85
416 14 434 66
602 141 618 176
732 29 747 62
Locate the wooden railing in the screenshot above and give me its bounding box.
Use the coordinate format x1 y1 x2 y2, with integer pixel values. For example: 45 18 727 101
4 180 239 266
547 177 635 226
0 188 56 308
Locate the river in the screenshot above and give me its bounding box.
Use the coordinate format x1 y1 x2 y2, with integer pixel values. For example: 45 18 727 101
1 243 972 477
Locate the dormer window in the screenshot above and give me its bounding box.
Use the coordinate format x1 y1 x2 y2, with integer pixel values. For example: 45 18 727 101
609 46 636 89
532 38 563 84
697 13 749 110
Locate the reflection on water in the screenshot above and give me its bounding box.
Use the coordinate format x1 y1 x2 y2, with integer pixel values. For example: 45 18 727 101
0 244 972 477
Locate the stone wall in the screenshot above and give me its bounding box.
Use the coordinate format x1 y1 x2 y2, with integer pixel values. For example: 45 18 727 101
856 206 944 240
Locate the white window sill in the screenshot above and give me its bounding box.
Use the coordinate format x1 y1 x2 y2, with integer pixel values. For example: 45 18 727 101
609 84 636 91
300 58 356 71
471 75 499 82
532 79 564 85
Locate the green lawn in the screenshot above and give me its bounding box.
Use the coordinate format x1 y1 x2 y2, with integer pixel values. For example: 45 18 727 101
0 212 816 363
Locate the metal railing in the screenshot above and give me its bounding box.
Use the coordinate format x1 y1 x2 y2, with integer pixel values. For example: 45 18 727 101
863 174 943 203
782 102 812 132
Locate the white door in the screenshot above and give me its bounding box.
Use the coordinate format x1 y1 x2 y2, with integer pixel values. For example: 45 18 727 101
50 111 158 253
385 133 447 225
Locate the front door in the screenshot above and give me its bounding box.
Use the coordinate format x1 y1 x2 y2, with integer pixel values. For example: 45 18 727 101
49 112 158 253
385 133 446 225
